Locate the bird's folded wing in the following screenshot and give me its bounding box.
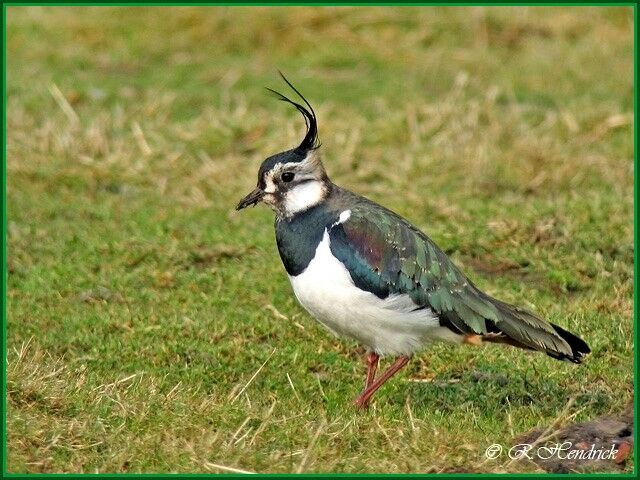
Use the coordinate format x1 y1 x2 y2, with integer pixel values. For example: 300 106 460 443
327 205 572 357
327 205 497 334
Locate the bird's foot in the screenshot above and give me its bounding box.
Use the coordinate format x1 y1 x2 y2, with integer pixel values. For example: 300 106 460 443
352 393 371 409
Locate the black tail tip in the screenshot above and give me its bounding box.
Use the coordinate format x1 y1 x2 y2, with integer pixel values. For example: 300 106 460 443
550 323 591 364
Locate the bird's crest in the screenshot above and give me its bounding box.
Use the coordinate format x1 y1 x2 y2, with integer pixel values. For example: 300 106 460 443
266 72 320 153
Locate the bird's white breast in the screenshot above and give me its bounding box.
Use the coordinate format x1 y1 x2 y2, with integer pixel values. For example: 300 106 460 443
287 214 455 356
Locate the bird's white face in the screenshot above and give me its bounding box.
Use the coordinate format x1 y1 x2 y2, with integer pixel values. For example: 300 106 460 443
237 150 329 218
279 180 326 217
261 152 328 217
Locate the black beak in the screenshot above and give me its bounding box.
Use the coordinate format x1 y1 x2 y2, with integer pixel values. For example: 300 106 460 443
236 188 265 210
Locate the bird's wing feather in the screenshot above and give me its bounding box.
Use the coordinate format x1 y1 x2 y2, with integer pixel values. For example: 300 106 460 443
328 202 578 360
328 204 493 333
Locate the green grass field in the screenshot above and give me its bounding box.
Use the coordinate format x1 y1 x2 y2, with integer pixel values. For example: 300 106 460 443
6 6 634 474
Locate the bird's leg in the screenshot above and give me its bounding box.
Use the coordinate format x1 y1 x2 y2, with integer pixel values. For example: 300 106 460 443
365 351 379 389
353 355 410 409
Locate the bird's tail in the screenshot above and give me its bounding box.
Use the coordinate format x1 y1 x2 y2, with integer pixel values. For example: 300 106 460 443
480 294 590 364
547 322 591 363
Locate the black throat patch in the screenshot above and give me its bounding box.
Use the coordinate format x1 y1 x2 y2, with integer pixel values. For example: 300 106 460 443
275 204 337 276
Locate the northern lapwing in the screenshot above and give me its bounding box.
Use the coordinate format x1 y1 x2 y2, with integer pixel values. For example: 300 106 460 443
236 74 590 409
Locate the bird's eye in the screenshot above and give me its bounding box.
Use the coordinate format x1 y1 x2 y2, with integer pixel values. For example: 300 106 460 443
281 172 295 183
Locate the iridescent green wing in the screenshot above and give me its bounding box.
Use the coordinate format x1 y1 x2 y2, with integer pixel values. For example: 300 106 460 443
328 204 495 334
328 203 576 359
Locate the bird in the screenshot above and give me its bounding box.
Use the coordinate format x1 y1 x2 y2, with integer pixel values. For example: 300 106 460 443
236 74 590 409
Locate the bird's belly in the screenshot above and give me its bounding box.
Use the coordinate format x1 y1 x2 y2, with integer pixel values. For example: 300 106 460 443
287 230 444 356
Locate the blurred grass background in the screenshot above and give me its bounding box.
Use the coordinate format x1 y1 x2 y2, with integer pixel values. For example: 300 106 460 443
6 5 634 474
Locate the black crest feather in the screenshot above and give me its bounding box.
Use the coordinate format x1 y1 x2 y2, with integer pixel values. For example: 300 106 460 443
266 71 320 153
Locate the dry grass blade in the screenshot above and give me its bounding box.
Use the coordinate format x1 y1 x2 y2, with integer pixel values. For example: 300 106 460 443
296 419 326 473
203 461 256 474
131 121 152 156
48 83 79 125
286 372 300 401
230 349 277 404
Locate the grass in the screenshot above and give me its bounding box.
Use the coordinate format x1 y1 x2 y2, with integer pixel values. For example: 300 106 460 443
5 5 634 474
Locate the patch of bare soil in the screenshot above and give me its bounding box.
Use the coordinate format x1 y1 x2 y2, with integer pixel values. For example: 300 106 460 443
516 399 633 473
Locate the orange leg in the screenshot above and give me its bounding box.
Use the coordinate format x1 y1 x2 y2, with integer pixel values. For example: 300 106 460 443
353 355 411 409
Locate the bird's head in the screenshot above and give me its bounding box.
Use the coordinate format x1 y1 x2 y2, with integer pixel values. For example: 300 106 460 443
236 74 329 219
